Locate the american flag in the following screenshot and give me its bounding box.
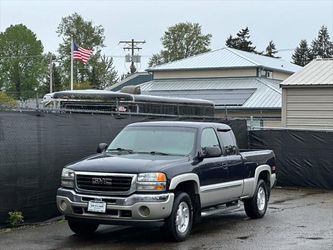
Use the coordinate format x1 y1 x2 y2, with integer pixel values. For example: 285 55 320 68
73 43 93 64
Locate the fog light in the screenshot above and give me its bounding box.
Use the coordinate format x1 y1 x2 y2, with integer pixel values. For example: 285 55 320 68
138 206 150 217
59 200 67 212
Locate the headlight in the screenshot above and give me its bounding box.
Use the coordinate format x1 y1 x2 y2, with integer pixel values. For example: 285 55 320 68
137 173 167 192
61 168 75 188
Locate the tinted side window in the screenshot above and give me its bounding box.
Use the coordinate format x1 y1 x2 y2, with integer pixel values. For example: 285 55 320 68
201 128 220 149
220 131 237 155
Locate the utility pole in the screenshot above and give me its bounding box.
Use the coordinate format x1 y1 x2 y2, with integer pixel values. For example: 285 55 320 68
119 39 145 74
49 54 53 93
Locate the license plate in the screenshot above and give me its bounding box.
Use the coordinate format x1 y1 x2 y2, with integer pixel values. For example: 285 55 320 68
87 200 106 213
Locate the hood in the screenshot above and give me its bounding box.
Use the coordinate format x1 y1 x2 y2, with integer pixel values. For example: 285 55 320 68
66 153 189 173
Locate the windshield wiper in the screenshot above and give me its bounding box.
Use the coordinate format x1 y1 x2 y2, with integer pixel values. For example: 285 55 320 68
106 148 134 153
150 151 171 155
137 151 177 156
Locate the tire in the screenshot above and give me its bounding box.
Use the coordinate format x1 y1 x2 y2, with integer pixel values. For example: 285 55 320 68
68 220 99 236
165 192 193 242
244 179 269 219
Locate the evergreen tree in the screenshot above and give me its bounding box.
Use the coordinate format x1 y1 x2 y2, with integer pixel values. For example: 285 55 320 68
292 40 311 66
310 25 333 59
148 22 212 67
89 56 119 89
44 53 63 93
225 27 256 52
264 40 278 57
52 63 62 91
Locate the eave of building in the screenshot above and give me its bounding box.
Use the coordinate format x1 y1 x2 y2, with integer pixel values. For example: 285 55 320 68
281 84 333 88
215 106 281 110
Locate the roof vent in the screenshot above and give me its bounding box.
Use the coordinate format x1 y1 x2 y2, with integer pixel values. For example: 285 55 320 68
120 86 141 95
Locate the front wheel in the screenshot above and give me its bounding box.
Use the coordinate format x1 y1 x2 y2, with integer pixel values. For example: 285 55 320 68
165 192 193 242
244 179 269 219
68 220 99 236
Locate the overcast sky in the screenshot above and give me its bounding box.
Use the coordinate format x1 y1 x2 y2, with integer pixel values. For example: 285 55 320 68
1 0 333 74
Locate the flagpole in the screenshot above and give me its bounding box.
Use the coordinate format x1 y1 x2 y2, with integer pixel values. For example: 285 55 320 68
70 38 73 90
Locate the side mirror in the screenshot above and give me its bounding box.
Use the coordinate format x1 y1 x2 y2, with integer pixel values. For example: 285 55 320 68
202 146 222 158
97 143 108 153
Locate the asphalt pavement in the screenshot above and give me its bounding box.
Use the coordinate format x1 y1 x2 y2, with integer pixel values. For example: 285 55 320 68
0 187 332 250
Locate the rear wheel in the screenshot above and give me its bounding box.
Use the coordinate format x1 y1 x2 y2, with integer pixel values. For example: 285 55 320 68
68 220 99 236
165 192 193 242
244 179 269 219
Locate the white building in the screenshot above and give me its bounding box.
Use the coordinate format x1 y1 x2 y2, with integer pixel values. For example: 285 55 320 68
281 59 333 129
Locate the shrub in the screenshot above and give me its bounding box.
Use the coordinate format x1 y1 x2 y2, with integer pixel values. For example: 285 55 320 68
8 211 24 227
0 92 17 108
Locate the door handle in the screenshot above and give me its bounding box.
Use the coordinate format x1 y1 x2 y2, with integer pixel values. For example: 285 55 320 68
222 163 228 169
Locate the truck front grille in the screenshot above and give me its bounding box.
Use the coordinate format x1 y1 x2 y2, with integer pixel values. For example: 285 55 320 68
76 174 133 192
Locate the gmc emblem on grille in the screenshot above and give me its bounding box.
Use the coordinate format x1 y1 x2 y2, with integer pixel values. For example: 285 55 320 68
91 177 112 185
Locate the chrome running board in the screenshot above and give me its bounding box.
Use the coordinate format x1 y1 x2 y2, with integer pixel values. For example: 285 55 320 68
201 202 240 217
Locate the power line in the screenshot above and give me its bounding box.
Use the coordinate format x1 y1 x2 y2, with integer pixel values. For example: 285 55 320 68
0 54 151 59
0 55 45 59
277 48 296 52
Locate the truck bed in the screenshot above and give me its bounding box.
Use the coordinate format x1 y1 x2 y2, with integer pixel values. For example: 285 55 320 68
240 149 275 166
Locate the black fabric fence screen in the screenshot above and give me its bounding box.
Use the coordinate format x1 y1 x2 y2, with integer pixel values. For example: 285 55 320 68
0 111 247 224
249 129 333 190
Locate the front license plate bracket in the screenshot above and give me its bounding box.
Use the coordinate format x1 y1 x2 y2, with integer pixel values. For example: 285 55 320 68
87 200 106 213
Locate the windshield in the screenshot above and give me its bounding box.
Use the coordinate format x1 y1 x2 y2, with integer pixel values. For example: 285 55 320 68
107 126 196 156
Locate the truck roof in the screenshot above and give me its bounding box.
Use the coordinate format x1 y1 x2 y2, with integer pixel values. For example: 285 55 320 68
128 121 231 130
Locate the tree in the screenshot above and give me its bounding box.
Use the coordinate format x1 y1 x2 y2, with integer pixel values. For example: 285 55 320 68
148 22 212 67
42 53 63 93
0 24 47 99
89 56 119 89
225 27 256 52
310 25 333 59
51 62 63 91
148 54 165 67
57 13 118 89
264 41 278 57
292 40 311 66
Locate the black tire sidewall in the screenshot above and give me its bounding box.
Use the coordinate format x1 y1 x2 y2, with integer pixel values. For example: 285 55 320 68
167 192 193 241
68 220 99 235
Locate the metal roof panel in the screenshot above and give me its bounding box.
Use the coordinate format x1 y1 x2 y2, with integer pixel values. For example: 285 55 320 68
140 77 282 108
282 59 333 86
148 47 301 73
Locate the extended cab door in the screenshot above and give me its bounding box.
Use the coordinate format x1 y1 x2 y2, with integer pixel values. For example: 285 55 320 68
198 128 229 207
217 129 245 199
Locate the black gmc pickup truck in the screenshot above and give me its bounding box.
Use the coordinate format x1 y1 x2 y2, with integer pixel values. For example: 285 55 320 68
57 121 276 241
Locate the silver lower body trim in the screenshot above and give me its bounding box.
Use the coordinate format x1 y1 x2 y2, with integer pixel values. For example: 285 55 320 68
56 188 174 222
271 173 277 188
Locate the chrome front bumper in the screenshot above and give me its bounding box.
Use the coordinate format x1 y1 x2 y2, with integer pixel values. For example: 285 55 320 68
56 188 174 223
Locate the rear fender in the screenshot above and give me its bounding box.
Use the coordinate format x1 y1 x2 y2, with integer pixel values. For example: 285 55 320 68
243 165 271 198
